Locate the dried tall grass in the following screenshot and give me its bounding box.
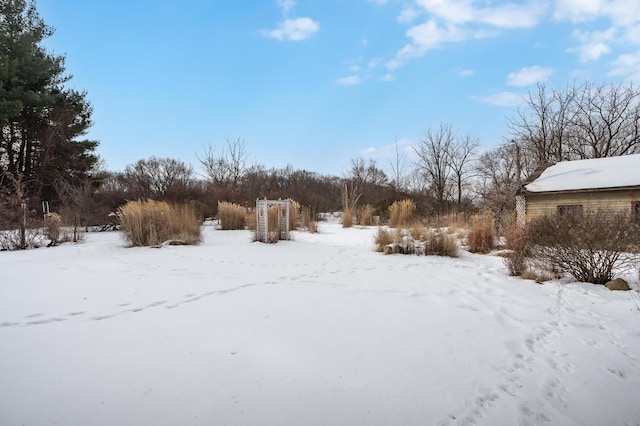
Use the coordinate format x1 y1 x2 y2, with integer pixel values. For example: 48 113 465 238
289 200 300 231
359 205 374 226
118 200 201 247
389 199 416 228
44 213 62 246
467 218 494 254
375 226 458 257
423 230 459 258
218 201 246 230
342 207 355 228
302 206 318 233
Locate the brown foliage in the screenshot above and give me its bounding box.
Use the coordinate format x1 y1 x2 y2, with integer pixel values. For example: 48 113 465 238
527 209 640 284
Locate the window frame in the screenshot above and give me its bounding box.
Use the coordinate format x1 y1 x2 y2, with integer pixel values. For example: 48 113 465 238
557 204 583 217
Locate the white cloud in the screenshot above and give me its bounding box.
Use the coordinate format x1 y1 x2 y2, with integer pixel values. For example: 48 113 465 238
553 0 602 23
276 0 296 15
262 18 319 41
368 0 390 4
506 65 554 86
554 0 640 27
381 73 394 82
414 0 547 29
474 91 524 107
398 7 420 23
608 50 640 81
458 68 475 77
359 137 418 161
337 75 362 85
386 1 546 72
568 28 616 62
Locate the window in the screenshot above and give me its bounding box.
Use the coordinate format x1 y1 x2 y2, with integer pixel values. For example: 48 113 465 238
557 204 583 217
634 202 640 220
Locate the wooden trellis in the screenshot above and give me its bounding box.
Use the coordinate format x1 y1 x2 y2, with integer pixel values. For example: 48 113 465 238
515 195 526 227
256 199 290 243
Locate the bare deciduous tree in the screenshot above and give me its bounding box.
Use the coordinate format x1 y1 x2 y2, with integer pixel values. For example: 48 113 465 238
447 133 478 211
569 81 640 159
197 138 248 188
509 81 640 164
123 157 193 199
414 124 455 215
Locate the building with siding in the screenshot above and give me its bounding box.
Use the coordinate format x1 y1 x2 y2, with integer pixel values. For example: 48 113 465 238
516 154 640 225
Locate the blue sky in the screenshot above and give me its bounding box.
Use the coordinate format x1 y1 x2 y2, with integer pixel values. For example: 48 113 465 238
37 0 640 176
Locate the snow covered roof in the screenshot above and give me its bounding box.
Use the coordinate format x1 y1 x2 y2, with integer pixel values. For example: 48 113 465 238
523 154 640 193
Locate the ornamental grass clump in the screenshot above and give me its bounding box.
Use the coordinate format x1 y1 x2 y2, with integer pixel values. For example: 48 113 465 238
118 200 201 247
467 216 495 253
423 229 459 258
302 206 318 233
359 205 374 226
218 201 246 230
389 199 415 228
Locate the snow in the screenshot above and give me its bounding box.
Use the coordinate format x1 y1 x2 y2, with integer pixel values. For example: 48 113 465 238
1 222 640 425
524 154 640 193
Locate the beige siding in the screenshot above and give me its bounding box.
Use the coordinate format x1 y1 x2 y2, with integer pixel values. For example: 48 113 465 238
524 189 640 221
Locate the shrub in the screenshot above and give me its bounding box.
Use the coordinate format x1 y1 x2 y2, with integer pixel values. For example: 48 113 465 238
118 200 201 247
389 199 416 228
423 229 459 258
218 201 246 230
374 227 458 257
359 205 374 226
467 220 494 253
0 224 44 250
374 227 394 253
527 209 640 284
503 224 530 276
44 213 62 246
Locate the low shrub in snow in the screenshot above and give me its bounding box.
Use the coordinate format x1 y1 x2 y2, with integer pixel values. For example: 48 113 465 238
375 226 458 258
118 200 201 247
44 213 62 246
503 224 529 276
466 220 494 253
526 209 640 284
0 225 44 250
218 201 246 230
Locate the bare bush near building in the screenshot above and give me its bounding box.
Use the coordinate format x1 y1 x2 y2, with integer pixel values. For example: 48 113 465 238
466 216 495 254
504 225 530 276
527 209 640 284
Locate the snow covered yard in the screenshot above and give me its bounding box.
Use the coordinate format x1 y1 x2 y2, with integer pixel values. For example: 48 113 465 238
1 222 639 426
